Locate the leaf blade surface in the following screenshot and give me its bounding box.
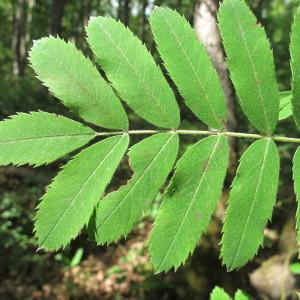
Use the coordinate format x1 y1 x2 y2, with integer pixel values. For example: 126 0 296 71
29 37 128 129
279 91 292 120
92 132 179 244
235 290 251 300
0 111 95 166
221 138 279 270
86 17 180 128
293 147 300 245
35 134 129 250
150 8 227 129
290 7 300 128
218 0 279 133
149 135 229 272
210 287 231 300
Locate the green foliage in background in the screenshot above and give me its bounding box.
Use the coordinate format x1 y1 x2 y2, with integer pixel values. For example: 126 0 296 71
210 286 251 300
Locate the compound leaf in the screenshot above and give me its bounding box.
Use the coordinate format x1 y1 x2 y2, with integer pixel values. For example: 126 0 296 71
86 17 180 129
210 287 231 300
35 134 129 250
150 8 227 129
290 7 300 128
29 37 128 130
0 111 95 166
279 91 292 121
221 139 279 271
91 133 179 244
149 135 229 273
218 0 279 134
293 147 300 244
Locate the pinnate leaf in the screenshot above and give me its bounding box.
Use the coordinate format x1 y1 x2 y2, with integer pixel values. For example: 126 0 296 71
0 111 95 166
91 133 179 244
29 37 128 129
218 0 279 134
35 134 129 250
150 8 227 129
149 135 229 272
86 17 180 129
221 139 279 271
290 7 300 128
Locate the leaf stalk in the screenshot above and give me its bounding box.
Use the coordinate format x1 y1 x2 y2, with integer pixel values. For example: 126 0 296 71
95 129 300 144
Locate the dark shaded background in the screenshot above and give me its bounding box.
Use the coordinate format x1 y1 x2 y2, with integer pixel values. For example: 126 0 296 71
1 0 300 299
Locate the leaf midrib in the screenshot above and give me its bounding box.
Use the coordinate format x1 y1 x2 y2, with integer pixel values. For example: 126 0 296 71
158 10 222 128
96 133 176 234
0 133 95 144
156 135 222 271
228 139 271 269
39 135 126 248
229 0 270 133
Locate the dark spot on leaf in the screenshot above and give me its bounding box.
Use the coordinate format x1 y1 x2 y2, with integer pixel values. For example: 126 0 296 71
196 211 202 221
202 159 210 170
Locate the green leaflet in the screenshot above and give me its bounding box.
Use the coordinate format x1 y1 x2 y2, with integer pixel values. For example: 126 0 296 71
235 290 251 300
290 262 300 274
210 287 231 300
221 139 279 271
279 91 292 121
293 147 300 244
290 7 300 128
29 37 128 130
150 8 227 129
218 0 279 134
149 135 229 272
91 132 179 244
86 17 180 129
0 112 95 166
35 134 129 250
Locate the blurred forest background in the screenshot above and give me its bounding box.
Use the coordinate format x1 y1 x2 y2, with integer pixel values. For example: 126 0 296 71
1 0 300 299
